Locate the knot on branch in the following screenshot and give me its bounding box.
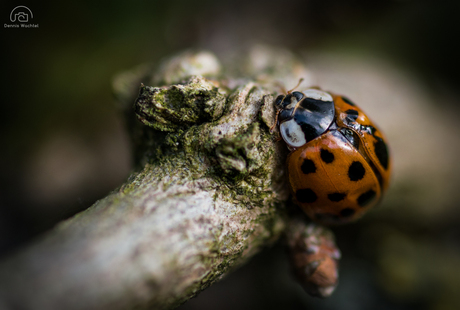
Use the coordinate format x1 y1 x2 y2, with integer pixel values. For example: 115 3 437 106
135 76 226 132
126 49 294 208
215 123 262 175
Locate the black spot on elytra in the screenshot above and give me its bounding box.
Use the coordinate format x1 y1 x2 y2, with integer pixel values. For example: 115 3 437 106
296 188 317 203
374 137 389 170
320 149 334 164
340 208 355 217
342 96 356 106
357 190 376 207
345 109 359 122
328 193 346 202
348 161 365 181
301 159 316 174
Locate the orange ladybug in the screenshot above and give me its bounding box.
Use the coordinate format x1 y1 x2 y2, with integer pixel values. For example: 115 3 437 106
275 88 391 224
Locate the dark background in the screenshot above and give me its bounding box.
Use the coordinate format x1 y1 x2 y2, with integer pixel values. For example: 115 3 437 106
2 1 460 309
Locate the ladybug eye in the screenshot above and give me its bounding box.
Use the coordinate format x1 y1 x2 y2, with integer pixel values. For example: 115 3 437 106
275 95 286 109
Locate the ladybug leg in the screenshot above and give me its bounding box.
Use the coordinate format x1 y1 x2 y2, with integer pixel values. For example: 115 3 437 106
270 109 280 133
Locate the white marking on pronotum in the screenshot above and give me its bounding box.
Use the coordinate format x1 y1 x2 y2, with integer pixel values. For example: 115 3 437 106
303 89 333 102
280 119 307 148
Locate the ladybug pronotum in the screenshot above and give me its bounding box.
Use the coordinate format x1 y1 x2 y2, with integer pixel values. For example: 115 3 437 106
275 88 391 224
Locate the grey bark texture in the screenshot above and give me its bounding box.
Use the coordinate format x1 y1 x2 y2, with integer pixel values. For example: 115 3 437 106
0 47 317 310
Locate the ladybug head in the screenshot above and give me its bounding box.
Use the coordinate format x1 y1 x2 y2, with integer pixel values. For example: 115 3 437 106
276 89 336 149
275 91 305 110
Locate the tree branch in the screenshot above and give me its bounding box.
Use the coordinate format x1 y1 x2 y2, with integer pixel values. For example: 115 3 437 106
0 47 319 310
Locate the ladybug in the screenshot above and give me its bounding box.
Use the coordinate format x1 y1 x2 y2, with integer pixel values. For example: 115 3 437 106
274 87 391 224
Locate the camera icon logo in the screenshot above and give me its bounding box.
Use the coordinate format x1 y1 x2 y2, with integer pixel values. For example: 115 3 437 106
10 6 33 23
14 12 28 22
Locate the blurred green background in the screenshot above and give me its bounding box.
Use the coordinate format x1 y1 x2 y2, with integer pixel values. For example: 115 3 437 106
2 0 460 309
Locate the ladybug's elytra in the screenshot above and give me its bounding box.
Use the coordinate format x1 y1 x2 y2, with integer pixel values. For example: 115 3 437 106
275 88 391 225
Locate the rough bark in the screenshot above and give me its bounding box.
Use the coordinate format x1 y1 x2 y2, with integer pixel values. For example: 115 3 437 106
0 47 312 310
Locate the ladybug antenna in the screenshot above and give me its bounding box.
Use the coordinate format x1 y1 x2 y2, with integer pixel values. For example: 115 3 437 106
287 78 304 94
273 81 287 94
